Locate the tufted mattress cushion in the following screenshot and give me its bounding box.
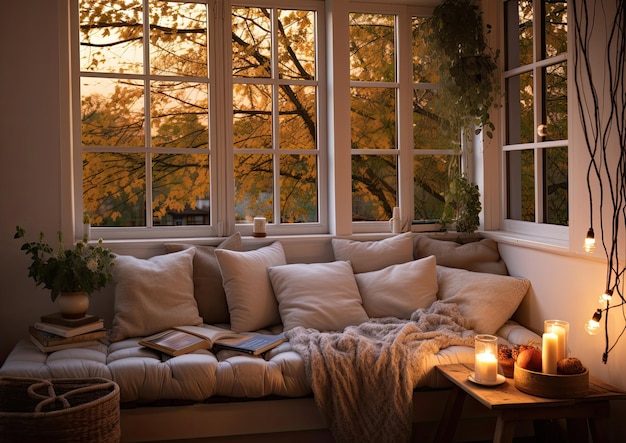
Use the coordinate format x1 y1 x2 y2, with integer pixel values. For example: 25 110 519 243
0 322 539 404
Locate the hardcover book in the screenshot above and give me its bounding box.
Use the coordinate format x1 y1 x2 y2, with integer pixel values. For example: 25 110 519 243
139 325 286 357
40 312 101 328
29 334 100 353
33 319 105 338
29 326 106 347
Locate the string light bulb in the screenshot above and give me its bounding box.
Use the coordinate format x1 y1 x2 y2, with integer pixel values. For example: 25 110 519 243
584 227 595 253
598 289 613 305
584 309 602 335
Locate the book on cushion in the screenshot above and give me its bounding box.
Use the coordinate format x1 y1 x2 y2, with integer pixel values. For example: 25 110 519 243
33 319 105 337
28 334 101 353
29 326 106 347
40 312 101 328
139 324 286 357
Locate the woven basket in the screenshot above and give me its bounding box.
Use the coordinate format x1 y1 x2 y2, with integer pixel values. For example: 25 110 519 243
0 376 120 443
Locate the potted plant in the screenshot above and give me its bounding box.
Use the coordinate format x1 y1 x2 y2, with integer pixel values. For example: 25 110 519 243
422 0 500 144
14 226 115 318
440 174 482 235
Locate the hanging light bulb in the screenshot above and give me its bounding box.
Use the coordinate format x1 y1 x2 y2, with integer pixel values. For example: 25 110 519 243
598 289 613 305
584 309 602 335
584 227 595 253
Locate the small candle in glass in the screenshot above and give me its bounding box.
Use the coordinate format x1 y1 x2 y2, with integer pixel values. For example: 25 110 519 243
474 334 498 383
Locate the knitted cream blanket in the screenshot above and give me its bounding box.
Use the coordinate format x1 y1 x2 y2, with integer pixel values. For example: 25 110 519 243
285 301 474 443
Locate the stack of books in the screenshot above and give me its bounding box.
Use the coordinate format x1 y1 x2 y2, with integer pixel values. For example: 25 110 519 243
29 312 106 352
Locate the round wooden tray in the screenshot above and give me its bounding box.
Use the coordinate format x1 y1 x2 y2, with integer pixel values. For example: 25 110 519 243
513 363 589 398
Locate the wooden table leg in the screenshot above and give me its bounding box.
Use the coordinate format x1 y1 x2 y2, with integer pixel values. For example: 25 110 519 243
434 385 467 443
493 414 515 443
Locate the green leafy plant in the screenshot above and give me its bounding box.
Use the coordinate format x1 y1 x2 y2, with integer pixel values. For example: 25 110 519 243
14 226 115 301
423 0 500 143
440 175 482 233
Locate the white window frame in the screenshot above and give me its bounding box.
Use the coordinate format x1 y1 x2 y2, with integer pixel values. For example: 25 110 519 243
499 0 569 242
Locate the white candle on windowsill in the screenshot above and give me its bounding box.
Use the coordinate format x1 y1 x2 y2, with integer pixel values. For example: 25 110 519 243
475 352 498 383
542 332 558 374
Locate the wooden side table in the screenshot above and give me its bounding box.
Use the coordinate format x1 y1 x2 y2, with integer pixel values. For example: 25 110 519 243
434 364 626 443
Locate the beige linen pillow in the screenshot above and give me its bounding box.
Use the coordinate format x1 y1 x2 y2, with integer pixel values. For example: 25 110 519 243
355 255 438 319
215 241 287 332
165 232 242 324
414 236 508 275
331 232 415 273
268 261 369 331
110 248 202 342
436 265 530 334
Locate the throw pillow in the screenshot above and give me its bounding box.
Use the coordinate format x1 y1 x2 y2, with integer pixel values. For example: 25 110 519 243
413 236 508 275
268 260 369 331
331 232 415 273
355 255 438 319
165 232 242 324
215 241 287 332
436 265 530 334
109 248 202 342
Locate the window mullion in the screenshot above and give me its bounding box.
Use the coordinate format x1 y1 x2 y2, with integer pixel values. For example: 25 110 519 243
143 3 153 228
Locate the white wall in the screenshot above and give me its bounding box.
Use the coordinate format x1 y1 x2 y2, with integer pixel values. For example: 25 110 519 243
0 1 624 434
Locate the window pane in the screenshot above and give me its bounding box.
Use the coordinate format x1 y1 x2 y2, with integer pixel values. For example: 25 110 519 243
234 153 273 222
278 10 316 80
412 17 438 84
151 81 208 148
152 153 210 226
544 146 568 225
349 13 396 83
544 0 567 59
149 1 208 77
351 87 396 150
279 85 316 150
280 154 318 222
352 154 397 221
80 0 143 74
506 71 534 144
232 7 271 78
233 84 272 149
505 0 533 70
81 78 145 147
413 89 446 150
83 152 146 227
507 149 535 221
414 155 453 221
543 62 567 141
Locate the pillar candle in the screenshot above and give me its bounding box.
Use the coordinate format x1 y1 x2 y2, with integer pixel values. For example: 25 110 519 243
475 352 498 382
542 332 558 374
550 324 567 362
253 217 266 237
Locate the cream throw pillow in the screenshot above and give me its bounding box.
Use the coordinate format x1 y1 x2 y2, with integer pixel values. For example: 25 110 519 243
215 241 287 332
268 261 369 331
165 232 242 324
110 248 202 342
414 236 508 275
436 265 530 334
331 232 415 273
355 255 438 319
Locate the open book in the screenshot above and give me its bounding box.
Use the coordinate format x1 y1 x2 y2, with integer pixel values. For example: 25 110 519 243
139 325 286 357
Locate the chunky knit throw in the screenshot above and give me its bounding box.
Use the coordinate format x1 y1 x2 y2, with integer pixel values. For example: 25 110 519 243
286 301 474 443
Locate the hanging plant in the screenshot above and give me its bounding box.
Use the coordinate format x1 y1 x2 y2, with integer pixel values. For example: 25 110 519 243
422 0 500 144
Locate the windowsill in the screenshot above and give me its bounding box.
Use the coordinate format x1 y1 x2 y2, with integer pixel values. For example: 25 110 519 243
481 230 606 263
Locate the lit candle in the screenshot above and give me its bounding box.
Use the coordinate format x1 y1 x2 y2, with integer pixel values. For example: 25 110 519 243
542 332 558 374
475 352 498 382
550 324 567 362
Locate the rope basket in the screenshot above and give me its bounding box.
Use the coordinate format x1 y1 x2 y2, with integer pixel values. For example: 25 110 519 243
0 376 120 443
